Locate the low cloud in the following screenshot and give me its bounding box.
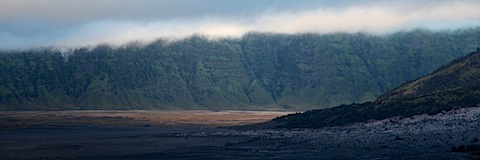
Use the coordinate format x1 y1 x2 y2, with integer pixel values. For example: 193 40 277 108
1 0 480 50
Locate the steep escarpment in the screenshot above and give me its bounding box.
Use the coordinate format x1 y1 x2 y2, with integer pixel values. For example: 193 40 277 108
1 29 479 110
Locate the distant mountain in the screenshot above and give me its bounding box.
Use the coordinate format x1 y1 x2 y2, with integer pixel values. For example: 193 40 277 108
1 28 480 110
270 49 480 128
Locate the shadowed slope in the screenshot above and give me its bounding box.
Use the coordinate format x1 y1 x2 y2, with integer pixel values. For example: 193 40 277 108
272 50 480 128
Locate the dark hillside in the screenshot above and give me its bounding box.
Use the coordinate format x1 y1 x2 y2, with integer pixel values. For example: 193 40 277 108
272 49 480 128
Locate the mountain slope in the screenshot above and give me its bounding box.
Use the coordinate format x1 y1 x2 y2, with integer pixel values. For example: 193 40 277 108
1 29 480 110
271 49 480 128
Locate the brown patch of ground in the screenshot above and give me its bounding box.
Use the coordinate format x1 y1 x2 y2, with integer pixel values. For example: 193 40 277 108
0 110 293 130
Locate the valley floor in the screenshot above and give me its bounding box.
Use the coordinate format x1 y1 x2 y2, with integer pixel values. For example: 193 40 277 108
1 108 479 159
0 110 292 129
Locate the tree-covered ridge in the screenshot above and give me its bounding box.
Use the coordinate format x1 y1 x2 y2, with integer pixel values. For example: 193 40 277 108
272 49 480 128
0 28 479 110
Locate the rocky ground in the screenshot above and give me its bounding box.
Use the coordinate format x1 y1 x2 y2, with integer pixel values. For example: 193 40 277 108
130 107 479 159
1 108 480 159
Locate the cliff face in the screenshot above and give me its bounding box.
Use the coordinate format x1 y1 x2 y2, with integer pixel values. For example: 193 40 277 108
1 29 479 110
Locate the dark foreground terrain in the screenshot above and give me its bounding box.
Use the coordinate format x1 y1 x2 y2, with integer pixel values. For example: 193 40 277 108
1 108 479 159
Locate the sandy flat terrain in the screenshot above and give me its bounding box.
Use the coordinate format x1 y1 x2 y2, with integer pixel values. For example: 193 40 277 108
1 108 479 159
0 110 293 130
0 110 292 160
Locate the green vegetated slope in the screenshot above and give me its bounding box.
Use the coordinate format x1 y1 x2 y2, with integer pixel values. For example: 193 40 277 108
0 28 479 110
272 49 480 128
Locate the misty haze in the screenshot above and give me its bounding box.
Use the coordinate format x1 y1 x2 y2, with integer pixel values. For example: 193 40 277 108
1 0 480 159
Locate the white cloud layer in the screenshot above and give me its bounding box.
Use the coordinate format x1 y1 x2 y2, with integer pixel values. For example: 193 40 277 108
1 0 480 49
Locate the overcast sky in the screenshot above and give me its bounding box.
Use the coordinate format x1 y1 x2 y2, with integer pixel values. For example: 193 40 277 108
1 0 480 50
